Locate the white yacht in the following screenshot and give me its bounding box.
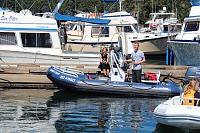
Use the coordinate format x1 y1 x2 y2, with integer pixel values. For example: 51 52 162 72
140 8 180 36
168 0 200 66
61 10 180 55
0 8 100 67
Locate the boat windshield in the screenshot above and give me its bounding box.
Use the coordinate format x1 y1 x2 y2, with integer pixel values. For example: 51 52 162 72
116 25 136 33
184 21 199 32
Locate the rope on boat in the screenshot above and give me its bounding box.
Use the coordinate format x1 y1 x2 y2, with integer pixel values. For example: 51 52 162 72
162 74 184 84
128 84 155 90
80 79 110 86
80 79 155 90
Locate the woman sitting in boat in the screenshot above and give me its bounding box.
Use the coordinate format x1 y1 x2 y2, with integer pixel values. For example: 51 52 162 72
99 47 110 77
182 78 200 106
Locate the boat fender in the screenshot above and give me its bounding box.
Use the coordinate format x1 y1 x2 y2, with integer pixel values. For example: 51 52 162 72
182 89 195 106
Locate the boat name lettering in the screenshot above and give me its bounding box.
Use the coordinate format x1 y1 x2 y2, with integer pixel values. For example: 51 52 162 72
0 16 18 21
60 75 76 82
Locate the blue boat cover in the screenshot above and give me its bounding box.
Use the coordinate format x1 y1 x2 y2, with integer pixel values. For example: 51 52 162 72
191 0 200 6
55 13 110 25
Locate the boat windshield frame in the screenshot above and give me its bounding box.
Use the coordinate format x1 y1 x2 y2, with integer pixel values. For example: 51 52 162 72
184 21 199 32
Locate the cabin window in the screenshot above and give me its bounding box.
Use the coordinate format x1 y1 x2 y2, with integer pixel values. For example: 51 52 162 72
163 26 168 32
117 26 134 33
184 21 199 32
21 33 52 48
0 32 17 45
124 26 134 32
91 26 109 37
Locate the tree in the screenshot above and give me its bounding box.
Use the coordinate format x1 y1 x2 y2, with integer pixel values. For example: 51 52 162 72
0 0 192 23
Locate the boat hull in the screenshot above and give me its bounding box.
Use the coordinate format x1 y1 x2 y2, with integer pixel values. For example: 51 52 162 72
0 50 99 65
137 35 172 55
47 66 181 97
168 40 200 66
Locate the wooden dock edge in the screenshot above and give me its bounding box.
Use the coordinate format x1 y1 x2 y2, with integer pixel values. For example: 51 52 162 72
0 64 188 89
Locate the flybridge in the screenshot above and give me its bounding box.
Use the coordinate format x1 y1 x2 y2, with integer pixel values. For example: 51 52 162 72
189 0 200 17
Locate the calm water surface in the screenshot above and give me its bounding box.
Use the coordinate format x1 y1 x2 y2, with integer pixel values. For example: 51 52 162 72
0 89 198 133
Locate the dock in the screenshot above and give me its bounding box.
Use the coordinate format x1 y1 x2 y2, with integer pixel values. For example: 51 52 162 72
0 64 188 89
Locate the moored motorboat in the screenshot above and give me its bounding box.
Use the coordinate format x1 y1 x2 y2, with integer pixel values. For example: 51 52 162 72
47 65 181 97
47 48 181 97
167 0 200 66
154 96 200 129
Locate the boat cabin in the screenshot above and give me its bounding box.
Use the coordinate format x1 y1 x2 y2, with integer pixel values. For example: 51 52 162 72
0 9 61 55
141 11 181 35
175 6 200 41
59 11 138 44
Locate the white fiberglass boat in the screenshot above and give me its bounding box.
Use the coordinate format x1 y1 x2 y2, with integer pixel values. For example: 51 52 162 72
58 0 180 56
154 95 200 129
0 3 109 67
167 0 200 66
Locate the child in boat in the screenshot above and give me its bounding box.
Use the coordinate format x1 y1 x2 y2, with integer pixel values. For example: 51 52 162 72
99 47 110 77
182 78 200 106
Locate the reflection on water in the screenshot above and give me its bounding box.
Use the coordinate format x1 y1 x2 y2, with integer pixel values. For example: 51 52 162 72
48 90 164 133
0 89 200 133
0 89 57 133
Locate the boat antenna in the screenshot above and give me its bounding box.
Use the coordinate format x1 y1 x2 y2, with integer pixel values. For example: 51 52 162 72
53 0 64 14
102 0 122 13
119 0 122 12
15 0 39 11
27 0 39 11
47 0 53 13
15 0 24 11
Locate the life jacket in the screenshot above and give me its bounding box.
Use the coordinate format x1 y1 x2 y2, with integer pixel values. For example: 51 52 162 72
182 89 196 106
145 72 157 81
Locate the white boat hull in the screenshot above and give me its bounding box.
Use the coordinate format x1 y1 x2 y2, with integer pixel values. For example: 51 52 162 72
0 50 99 65
154 96 200 129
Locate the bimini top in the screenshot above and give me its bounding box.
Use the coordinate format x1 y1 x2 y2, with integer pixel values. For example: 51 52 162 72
55 13 110 25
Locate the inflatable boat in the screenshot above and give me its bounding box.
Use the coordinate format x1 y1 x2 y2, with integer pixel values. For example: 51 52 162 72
154 66 200 129
154 96 200 129
47 66 181 97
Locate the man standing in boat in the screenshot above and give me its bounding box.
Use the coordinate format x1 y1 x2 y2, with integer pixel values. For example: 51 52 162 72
126 41 145 83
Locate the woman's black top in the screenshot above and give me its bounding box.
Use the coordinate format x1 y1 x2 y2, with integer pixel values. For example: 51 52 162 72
101 53 108 63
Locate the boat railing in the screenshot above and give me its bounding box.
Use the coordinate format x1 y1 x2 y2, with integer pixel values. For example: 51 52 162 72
56 67 84 77
172 96 200 106
77 32 122 44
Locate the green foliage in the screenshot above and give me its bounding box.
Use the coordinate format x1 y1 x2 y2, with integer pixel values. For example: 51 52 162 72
0 0 191 23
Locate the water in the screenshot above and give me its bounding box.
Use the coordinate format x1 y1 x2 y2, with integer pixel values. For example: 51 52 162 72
0 89 199 133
